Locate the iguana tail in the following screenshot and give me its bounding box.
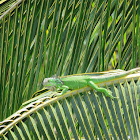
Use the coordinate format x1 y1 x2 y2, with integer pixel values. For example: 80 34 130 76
90 67 140 83
125 67 140 73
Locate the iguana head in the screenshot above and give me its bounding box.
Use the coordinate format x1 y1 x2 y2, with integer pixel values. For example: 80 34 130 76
43 77 63 91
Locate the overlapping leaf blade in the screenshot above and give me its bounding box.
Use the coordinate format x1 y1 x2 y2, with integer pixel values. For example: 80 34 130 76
0 0 140 139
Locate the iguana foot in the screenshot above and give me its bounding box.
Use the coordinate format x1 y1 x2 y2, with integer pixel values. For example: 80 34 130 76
105 90 118 99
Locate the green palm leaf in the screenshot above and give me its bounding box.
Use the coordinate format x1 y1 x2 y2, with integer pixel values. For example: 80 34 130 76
0 71 140 139
0 0 140 139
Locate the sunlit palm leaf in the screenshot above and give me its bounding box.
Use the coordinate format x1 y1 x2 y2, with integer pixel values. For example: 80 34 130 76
0 0 18 16
0 72 140 139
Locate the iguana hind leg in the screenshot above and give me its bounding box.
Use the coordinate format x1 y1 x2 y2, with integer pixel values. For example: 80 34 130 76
88 81 117 99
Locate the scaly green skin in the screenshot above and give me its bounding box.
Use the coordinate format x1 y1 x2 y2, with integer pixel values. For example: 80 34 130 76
43 68 140 99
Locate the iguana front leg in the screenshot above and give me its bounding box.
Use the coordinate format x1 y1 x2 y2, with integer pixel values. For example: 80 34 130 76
56 85 69 96
61 85 69 94
88 81 117 99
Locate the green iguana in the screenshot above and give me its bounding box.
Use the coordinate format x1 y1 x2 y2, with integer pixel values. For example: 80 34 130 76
43 68 140 99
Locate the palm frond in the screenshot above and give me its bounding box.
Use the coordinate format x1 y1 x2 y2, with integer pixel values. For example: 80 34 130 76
0 71 140 139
